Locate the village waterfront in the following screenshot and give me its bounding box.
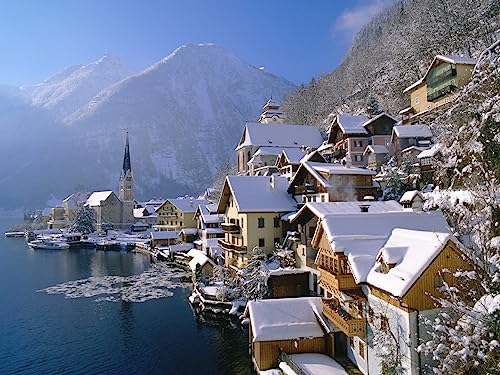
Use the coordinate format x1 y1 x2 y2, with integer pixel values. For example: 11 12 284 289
0 217 252 375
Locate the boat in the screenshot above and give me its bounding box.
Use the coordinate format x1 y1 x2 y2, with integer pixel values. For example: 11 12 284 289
4 231 25 238
27 240 70 250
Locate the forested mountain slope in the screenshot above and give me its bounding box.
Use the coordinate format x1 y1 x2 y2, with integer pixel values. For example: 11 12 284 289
283 0 499 125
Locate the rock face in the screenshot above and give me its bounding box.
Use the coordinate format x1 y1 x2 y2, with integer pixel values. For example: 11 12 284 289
1 44 296 208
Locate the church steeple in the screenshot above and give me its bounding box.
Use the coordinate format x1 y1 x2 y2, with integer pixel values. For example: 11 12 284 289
258 97 285 124
119 132 134 202
122 132 132 176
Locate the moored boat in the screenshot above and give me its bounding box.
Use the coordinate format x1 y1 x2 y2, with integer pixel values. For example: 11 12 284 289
4 231 25 238
28 240 70 250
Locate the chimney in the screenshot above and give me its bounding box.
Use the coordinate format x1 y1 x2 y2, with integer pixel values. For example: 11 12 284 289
359 204 370 213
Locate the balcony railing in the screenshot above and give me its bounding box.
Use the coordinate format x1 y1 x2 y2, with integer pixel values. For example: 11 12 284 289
322 299 366 337
427 82 457 101
318 267 358 291
218 239 247 253
221 223 241 234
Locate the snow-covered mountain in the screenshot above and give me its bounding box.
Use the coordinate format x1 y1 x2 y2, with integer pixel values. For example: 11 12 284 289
21 55 132 119
66 43 296 198
0 44 296 208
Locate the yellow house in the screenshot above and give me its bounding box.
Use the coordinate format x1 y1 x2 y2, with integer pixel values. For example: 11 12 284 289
216 175 298 269
400 54 476 124
155 198 209 231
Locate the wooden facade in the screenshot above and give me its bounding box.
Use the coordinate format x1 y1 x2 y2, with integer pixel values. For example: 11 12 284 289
252 337 329 371
268 272 310 298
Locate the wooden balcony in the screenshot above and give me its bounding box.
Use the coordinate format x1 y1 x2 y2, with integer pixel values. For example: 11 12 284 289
295 185 317 194
322 299 366 337
221 223 241 234
218 239 247 253
318 267 358 291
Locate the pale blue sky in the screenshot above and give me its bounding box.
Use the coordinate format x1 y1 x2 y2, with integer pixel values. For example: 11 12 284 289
0 0 392 86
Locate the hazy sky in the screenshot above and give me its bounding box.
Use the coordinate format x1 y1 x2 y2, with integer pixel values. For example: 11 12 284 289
0 0 392 86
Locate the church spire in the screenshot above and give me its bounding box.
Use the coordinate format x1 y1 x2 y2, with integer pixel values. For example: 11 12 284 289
122 132 131 176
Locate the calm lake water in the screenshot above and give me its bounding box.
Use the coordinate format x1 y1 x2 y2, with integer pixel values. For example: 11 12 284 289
0 218 251 375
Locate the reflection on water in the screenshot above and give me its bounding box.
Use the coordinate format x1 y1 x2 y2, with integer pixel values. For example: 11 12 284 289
0 218 252 375
39 263 190 302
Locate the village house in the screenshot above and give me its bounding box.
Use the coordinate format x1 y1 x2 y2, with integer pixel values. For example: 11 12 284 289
235 100 324 176
320 113 397 168
400 190 425 211
47 206 67 229
85 191 123 231
155 198 209 231
134 198 164 226
363 145 389 171
291 201 405 296
276 148 326 180
216 175 297 269
150 230 178 249
193 203 224 259
417 143 443 184
246 297 346 373
288 160 378 203
400 54 477 124
391 124 433 164
62 191 91 224
306 209 475 374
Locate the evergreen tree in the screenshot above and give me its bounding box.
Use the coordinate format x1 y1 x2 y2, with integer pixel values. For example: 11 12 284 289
68 206 95 234
366 95 383 117
243 247 270 301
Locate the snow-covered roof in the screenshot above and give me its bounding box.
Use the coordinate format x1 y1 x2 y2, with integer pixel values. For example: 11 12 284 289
403 77 425 93
281 148 308 164
362 112 397 128
337 114 370 135
180 228 197 235
366 228 453 297
236 122 324 151
436 54 477 65
168 198 209 213
196 204 223 224
311 162 376 176
318 210 450 284
400 190 423 203
219 175 297 213
86 191 114 207
287 354 348 375
417 143 442 159
188 249 214 271
392 124 432 139
63 192 91 208
294 201 403 221
254 146 297 157
363 145 389 155
41 207 52 217
246 297 328 342
150 230 179 240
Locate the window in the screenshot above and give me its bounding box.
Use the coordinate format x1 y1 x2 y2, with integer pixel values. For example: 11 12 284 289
358 340 365 359
368 306 374 324
435 273 444 289
258 238 265 247
273 217 280 228
349 337 355 350
241 218 244 228
258 217 265 228
354 155 363 162
274 237 280 246
380 313 388 332
415 96 420 105
354 140 363 148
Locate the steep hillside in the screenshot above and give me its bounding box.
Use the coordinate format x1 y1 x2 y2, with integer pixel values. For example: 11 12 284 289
21 55 132 119
283 0 499 125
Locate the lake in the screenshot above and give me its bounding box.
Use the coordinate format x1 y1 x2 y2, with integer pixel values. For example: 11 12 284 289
0 217 252 375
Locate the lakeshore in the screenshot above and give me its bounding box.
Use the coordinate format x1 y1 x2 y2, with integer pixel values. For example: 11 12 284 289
0 217 252 375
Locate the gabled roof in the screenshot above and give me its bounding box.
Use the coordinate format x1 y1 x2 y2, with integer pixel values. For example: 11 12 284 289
363 145 389 155
194 204 223 224
291 201 404 224
246 297 329 342
217 175 297 213
400 190 424 203
316 210 450 287
366 228 454 297
288 161 376 193
417 143 442 159
150 230 179 240
63 192 91 208
86 191 115 207
167 198 209 213
235 122 324 151
362 112 397 128
337 114 370 135
392 124 432 139
280 148 308 164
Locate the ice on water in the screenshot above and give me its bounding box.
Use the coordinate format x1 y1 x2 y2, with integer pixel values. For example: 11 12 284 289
38 263 190 303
